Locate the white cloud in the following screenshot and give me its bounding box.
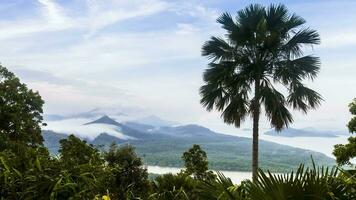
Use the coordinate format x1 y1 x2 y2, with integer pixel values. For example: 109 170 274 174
38 0 68 24
45 118 135 140
320 29 356 48
84 0 169 37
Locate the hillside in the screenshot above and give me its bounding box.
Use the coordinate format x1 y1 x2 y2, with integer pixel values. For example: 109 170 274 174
42 115 335 172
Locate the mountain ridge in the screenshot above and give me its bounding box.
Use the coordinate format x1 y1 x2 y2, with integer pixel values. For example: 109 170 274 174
42 115 335 172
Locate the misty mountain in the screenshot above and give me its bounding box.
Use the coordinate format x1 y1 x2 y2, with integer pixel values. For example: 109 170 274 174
42 115 335 172
84 115 123 126
42 130 67 154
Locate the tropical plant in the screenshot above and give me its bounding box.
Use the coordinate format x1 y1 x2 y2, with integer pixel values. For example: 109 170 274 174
249 164 356 200
198 164 356 200
197 172 246 200
149 173 197 200
0 142 103 199
200 4 322 180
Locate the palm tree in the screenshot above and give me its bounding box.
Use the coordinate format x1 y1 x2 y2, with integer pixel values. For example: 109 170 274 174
200 4 322 181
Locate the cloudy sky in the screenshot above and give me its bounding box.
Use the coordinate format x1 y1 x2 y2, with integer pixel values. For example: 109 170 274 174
1 0 355 133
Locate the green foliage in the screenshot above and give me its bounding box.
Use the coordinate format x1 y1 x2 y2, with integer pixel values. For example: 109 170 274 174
334 137 356 166
59 134 103 169
197 165 356 200
102 143 150 199
182 144 215 180
333 99 356 166
1 138 151 199
197 172 247 200
0 136 103 199
150 173 198 200
248 165 354 200
1 132 355 199
0 65 44 147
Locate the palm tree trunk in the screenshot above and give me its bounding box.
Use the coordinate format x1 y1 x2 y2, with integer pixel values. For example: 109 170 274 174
252 79 260 182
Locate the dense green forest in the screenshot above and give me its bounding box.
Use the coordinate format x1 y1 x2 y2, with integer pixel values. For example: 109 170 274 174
1 3 356 200
42 130 334 172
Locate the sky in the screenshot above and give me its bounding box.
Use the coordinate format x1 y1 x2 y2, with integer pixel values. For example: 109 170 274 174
1 0 355 134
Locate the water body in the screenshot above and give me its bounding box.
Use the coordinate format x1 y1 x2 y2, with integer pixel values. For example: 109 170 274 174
147 165 255 184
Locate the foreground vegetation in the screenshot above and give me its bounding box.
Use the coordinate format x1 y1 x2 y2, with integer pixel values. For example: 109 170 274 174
1 134 356 199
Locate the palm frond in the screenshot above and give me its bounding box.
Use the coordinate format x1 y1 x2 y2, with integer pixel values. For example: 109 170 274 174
260 79 293 130
217 12 237 33
285 13 306 31
220 93 249 127
283 28 320 57
265 4 289 30
273 55 320 84
249 164 349 200
202 37 235 61
287 82 323 113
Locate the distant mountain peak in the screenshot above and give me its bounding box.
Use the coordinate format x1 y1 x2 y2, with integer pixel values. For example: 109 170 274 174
84 115 122 127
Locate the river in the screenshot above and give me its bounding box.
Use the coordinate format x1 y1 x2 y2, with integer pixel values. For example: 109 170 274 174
147 165 256 184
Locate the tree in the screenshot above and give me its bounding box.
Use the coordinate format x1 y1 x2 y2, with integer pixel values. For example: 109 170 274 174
200 4 321 181
58 135 103 169
0 65 44 147
182 144 214 180
333 99 356 166
103 143 150 199
347 99 356 133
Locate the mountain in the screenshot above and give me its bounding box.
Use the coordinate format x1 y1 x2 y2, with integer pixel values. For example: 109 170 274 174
42 130 67 153
154 124 218 138
264 128 345 137
123 122 155 133
84 115 171 140
84 115 122 126
92 133 125 146
42 115 335 172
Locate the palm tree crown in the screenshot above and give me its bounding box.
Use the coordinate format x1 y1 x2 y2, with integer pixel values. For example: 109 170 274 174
200 4 322 130
200 4 322 180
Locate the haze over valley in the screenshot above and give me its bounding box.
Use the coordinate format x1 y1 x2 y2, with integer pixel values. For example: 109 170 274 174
42 108 350 172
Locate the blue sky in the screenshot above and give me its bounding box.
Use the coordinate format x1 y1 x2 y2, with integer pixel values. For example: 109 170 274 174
1 0 355 133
